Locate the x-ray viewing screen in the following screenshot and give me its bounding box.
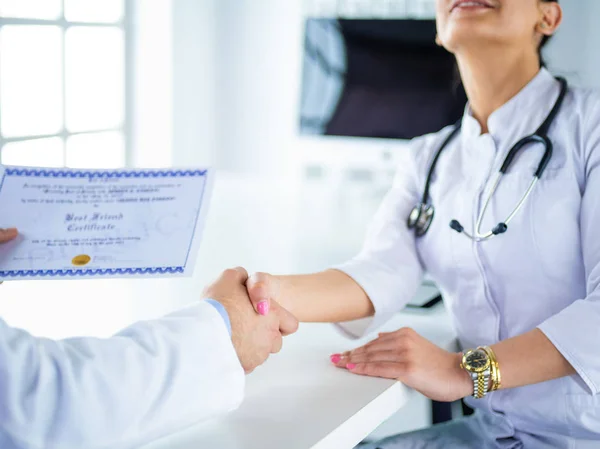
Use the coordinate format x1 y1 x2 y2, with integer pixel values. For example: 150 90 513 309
299 19 467 140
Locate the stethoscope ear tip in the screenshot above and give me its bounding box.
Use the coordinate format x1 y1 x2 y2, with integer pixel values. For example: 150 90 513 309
449 220 464 233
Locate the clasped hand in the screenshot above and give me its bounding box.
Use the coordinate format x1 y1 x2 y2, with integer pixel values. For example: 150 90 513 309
242 272 472 402
202 267 297 374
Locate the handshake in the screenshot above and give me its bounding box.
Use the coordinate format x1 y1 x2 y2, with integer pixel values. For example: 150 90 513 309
202 267 297 374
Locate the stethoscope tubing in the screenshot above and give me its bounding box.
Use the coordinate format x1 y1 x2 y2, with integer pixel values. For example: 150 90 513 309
408 76 568 241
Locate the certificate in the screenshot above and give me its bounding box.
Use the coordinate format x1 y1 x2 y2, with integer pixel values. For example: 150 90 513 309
0 166 214 280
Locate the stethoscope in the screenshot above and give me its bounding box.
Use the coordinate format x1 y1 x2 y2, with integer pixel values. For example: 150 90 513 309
407 77 568 242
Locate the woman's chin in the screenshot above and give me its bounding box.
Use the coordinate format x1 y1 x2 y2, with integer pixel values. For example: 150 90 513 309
442 28 500 52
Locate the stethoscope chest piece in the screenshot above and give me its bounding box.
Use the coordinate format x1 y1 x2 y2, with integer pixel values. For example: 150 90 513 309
407 203 435 237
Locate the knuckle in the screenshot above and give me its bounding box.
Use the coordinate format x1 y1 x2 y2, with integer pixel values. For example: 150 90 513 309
234 266 249 279
223 268 239 279
271 325 281 337
269 332 283 354
223 267 247 281
396 329 415 345
288 318 300 334
400 327 415 337
268 325 281 339
249 272 268 285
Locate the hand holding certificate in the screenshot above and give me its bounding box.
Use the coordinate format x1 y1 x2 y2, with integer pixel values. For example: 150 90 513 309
0 166 214 281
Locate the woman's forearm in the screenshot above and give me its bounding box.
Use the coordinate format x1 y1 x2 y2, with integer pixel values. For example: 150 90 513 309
491 328 575 391
275 269 374 323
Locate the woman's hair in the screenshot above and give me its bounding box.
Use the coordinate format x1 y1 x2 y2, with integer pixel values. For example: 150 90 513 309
539 0 558 67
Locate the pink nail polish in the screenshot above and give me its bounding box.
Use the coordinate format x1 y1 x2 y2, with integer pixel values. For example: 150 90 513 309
346 363 356 370
257 301 270 316
330 354 342 364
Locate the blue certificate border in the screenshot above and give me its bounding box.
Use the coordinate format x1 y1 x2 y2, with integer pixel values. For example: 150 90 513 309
0 167 209 278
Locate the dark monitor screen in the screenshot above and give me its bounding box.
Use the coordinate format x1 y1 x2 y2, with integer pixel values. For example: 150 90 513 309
299 19 467 140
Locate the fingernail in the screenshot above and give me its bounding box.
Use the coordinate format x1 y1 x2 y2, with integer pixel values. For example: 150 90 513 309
346 363 356 370
330 354 342 364
257 300 270 316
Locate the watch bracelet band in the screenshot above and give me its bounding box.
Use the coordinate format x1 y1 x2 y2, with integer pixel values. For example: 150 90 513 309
475 373 488 399
480 346 501 392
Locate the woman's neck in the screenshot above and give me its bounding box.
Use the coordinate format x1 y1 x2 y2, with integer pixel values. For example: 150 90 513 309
456 48 541 134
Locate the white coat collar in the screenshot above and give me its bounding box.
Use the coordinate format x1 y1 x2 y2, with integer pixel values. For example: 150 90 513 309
460 68 562 151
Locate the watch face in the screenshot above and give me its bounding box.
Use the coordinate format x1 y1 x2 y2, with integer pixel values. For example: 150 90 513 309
464 349 490 373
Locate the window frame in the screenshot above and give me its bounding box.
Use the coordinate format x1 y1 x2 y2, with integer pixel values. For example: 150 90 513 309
0 0 134 167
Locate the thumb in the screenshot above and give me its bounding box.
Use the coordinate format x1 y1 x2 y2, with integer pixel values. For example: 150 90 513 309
0 228 18 244
246 272 277 316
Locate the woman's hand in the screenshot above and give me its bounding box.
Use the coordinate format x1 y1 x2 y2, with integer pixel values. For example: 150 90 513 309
245 272 283 316
331 327 473 402
0 228 17 244
245 270 374 323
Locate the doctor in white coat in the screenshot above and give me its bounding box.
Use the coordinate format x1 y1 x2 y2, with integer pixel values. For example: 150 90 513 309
245 0 600 447
0 227 298 449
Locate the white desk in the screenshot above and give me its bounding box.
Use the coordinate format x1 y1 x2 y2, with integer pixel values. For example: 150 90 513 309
141 305 456 449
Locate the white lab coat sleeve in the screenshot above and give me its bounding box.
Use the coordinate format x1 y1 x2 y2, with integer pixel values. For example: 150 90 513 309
538 98 600 395
332 135 435 338
0 300 245 449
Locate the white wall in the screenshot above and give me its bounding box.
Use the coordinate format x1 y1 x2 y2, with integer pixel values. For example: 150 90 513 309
172 0 218 168
170 0 304 179
132 0 173 168
213 0 304 178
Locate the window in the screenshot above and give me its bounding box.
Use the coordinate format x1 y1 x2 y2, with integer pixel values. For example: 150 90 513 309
0 0 131 169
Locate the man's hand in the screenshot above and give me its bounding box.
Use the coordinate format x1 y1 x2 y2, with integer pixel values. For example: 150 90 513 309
202 267 298 373
0 228 18 244
0 228 18 284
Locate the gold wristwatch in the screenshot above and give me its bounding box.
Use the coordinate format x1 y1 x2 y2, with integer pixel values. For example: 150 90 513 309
461 348 491 399
460 346 501 399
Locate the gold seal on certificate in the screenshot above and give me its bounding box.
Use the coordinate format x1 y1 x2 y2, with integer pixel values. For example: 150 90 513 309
71 255 92 267
0 166 214 281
